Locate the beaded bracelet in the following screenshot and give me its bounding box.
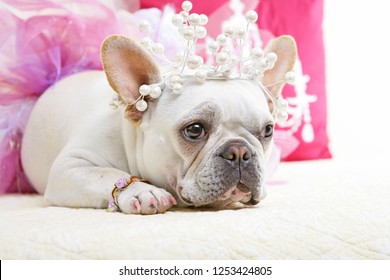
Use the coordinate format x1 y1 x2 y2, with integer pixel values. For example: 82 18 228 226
107 176 147 213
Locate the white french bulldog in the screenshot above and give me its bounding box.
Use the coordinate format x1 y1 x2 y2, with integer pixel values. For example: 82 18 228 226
21 35 296 214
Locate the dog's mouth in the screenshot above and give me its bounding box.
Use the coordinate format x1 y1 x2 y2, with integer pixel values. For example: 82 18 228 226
217 183 252 203
175 182 260 207
216 182 261 206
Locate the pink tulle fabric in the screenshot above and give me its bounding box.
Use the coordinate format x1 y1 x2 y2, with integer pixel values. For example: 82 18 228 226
0 0 297 194
0 0 123 193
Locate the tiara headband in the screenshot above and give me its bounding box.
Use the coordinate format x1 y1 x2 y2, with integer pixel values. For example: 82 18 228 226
128 1 295 123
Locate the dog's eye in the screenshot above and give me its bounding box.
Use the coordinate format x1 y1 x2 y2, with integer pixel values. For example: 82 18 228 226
264 124 274 138
183 123 206 140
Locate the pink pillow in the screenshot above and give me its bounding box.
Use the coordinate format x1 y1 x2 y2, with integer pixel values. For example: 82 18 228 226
257 0 331 160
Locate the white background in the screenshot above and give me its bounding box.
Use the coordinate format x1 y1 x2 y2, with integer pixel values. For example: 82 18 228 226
324 0 390 160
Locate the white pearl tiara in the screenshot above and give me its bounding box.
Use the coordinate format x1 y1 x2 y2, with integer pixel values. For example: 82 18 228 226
130 1 295 123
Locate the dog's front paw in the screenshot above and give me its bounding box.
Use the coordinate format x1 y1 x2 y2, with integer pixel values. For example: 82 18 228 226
116 182 177 215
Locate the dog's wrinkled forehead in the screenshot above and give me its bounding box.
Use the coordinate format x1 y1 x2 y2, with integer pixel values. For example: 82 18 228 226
152 78 272 125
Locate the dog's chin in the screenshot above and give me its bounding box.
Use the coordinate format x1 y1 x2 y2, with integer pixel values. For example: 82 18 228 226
176 182 261 209
207 195 261 209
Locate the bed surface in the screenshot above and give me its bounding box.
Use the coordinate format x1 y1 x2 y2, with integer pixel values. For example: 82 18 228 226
1 157 389 259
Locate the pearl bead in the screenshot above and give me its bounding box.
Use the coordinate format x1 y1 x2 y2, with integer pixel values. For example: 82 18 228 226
140 39 150 50
152 43 164 55
199 14 208 25
251 47 264 59
195 26 207 38
140 40 148 48
139 20 150 33
188 13 200 26
187 55 203 69
256 73 264 82
150 86 162 98
174 50 185 64
172 83 183 94
245 10 258 23
242 62 253 74
216 34 227 46
139 85 151 96
195 71 207 82
171 14 183 26
216 52 228 65
259 58 268 69
182 1 193 12
278 98 288 110
230 54 239 67
277 111 288 122
208 41 219 53
136 99 148 111
251 69 263 80
224 26 235 37
236 27 246 40
170 75 182 84
182 26 195 40
179 11 189 21
284 71 296 85
230 55 238 66
266 52 277 63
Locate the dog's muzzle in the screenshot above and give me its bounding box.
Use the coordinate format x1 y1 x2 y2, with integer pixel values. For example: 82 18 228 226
215 139 260 205
178 139 262 207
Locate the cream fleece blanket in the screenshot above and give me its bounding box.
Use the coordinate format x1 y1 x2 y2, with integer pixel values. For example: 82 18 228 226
1 158 389 259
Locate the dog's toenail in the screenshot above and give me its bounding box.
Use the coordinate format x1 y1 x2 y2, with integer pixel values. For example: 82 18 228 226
134 200 141 212
161 197 168 206
169 195 177 205
150 198 158 206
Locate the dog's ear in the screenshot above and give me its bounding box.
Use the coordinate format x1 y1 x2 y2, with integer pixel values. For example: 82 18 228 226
262 35 297 99
101 35 160 123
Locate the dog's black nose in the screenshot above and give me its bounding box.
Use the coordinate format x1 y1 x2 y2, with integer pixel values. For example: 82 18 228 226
219 140 252 166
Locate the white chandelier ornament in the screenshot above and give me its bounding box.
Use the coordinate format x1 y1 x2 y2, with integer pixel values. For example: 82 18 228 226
127 1 295 123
